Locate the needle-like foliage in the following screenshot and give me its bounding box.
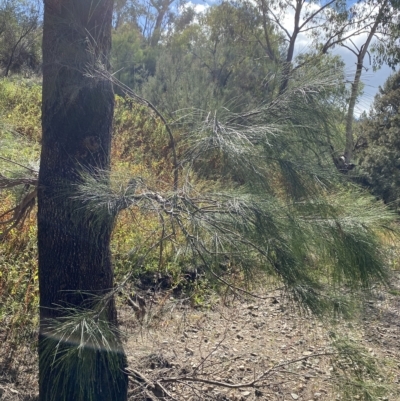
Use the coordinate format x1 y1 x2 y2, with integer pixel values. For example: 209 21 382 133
39 299 126 401
72 61 395 316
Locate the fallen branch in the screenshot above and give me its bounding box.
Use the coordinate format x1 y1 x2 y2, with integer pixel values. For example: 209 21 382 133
126 368 173 399
125 351 337 398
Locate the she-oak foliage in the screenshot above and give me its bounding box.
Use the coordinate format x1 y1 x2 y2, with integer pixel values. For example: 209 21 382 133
78 60 394 318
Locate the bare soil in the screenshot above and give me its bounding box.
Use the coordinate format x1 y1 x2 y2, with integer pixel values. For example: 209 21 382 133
1 275 399 401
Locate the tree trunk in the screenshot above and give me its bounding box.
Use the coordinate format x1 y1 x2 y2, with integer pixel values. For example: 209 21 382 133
279 0 301 94
343 56 363 164
150 0 173 47
150 7 166 47
343 4 385 164
279 33 297 94
38 1 128 400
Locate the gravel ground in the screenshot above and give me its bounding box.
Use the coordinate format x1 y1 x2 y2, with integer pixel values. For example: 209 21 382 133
1 274 399 401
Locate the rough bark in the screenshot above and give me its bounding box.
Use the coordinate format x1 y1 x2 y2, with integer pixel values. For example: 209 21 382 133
38 0 128 400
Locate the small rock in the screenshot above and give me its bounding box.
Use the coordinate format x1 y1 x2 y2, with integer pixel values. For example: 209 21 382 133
291 393 299 400
241 391 251 397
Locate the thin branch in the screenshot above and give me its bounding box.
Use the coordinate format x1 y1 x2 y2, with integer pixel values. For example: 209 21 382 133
348 37 360 54
210 269 281 301
268 8 292 40
157 352 337 389
0 156 37 173
86 68 179 192
339 43 359 57
298 0 336 32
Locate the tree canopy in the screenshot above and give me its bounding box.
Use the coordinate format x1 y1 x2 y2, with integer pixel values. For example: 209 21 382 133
357 70 400 209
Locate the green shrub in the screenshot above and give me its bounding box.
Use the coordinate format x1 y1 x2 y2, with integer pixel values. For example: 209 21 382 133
0 78 42 141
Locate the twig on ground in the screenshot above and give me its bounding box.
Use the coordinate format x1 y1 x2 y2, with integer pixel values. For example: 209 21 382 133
159 351 337 389
125 351 337 399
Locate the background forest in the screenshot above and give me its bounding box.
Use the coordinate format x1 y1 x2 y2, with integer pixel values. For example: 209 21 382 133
0 0 400 400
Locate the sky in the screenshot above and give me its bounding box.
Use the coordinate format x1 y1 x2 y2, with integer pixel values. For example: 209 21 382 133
190 0 396 116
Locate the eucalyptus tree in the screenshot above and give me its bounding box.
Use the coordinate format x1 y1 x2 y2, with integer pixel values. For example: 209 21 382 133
148 0 175 46
253 0 400 166
112 0 183 45
38 0 127 400
113 0 147 29
318 0 400 165
255 0 348 93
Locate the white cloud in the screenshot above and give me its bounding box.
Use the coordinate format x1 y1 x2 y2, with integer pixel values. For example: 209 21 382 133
185 1 208 14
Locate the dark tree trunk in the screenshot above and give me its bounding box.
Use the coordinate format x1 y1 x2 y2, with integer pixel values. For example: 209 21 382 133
38 1 128 400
